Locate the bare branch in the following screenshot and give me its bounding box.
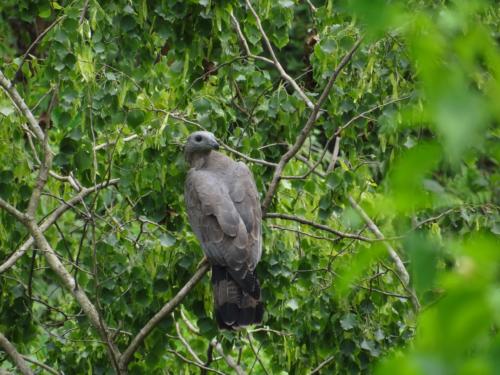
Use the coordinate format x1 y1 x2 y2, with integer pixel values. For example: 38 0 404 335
0 179 119 274
14 17 65 80
179 309 200 335
282 136 335 180
310 355 335 374
211 339 246 375
0 69 45 141
221 143 277 167
0 198 27 223
245 332 268 375
326 136 341 173
333 96 410 137
27 136 53 217
167 349 227 375
174 317 204 365
94 134 139 151
269 224 338 242
21 355 61 375
80 0 90 24
249 327 293 336
347 196 420 311
229 12 252 57
261 38 363 213
284 96 408 179
303 0 318 13
24 219 122 360
120 260 210 368
49 171 82 191
243 1 315 109
265 213 372 241
0 332 34 375
356 285 411 299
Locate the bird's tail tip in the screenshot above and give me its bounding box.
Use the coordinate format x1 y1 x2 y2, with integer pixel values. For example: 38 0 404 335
211 265 264 330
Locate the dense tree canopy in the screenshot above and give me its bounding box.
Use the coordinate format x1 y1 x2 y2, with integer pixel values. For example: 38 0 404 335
0 0 498 374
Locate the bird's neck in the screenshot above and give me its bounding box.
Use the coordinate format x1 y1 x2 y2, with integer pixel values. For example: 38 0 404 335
186 150 211 169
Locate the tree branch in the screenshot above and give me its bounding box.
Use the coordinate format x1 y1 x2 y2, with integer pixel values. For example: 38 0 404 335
265 212 372 241
242 1 315 109
347 196 420 311
0 198 27 223
21 355 61 375
119 260 210 369
27 135 53 217
245 332 268 375
210 339 246 375
166 349 227 375
326 136 341 173
283 96 409 180
0 179 119 274
13 16 65 80
0 332 34 375
24 219 122 361
310 355 335 374
261 38 363 213
221 143 277 168
174 317 204 365
0 69 45 141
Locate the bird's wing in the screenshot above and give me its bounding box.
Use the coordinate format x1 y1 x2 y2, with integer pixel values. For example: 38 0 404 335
229 162 262 270
184 169 250 270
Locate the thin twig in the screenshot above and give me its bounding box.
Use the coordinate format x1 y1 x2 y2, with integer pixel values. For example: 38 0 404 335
243 1 315 109
268 224 339 242
246 332 269 375
0 179 119 274
356 285 411 299
265 212 372 241
79 0 90 24
310 355 335 374
21 355 61 375
0 69 45 141
347 196 420 311
174 317 204 364
14 17 65 80
221 143 277 167
167 349 227 375
211 339 246 375
326 136 341 173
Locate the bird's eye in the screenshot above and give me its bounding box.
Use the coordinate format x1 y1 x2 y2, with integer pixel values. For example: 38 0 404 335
195 135 202 142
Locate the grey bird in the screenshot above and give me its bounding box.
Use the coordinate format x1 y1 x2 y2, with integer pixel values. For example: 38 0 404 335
184 131 264 329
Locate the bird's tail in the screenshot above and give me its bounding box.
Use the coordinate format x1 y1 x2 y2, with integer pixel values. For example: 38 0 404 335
211 265 264 330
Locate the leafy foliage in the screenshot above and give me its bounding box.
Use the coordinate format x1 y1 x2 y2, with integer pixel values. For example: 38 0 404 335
0 0 498 374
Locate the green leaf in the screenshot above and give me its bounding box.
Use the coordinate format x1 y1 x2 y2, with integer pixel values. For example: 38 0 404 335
340 313 357 330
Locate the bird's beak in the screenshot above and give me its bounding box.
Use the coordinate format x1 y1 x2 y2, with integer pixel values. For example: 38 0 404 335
211 139 220 150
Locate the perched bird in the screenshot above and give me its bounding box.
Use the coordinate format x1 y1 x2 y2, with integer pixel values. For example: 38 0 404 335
184 131 264 329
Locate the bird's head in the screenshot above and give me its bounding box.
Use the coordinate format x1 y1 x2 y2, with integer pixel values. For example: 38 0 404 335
184 131 220 164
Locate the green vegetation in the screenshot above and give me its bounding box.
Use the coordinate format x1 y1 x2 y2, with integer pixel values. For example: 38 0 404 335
0 0 498 373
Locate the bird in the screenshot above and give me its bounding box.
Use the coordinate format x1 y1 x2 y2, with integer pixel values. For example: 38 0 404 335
184 131 264 329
